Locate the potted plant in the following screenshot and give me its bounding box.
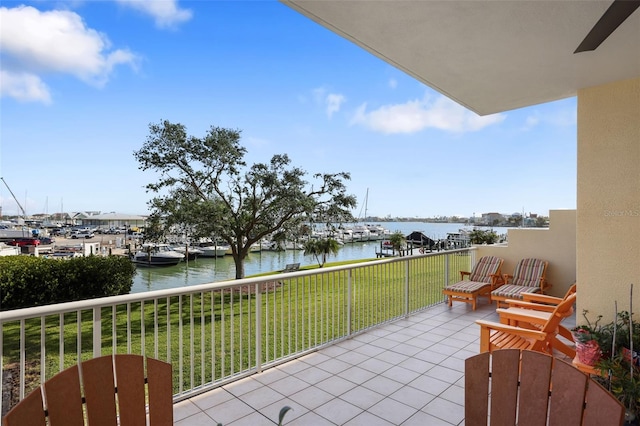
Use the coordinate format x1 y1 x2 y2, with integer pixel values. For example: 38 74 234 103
572 310 614 366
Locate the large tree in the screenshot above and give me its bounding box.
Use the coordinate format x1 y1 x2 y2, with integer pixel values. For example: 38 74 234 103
134 120 356 279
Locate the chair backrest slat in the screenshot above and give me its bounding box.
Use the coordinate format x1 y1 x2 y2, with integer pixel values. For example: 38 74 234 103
82 356 118 426
43 365 85 426
469 256 503 283
547 359 587 426
464 352 490 425
147 358 175 426
583 378 629 426
517 350 552 426
115 354 147 426
488 349 520 425
1 386 46 426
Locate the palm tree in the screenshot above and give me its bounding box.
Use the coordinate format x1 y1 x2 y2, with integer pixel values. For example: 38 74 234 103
303 238 340 267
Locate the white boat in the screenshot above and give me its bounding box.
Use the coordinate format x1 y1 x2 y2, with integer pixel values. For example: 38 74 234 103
365 224 388 241
131 244 184 266
198 243 228 258
261 240 304 251
338 228 354 243
171 245 204 261
352 225 371 242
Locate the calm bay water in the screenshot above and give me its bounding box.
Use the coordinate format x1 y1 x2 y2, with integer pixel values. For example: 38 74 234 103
131 222 485 293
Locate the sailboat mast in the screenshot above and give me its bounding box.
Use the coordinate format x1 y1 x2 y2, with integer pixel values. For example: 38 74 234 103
364 188 369 220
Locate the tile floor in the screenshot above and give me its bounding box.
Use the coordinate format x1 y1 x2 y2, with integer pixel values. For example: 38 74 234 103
174 300 576 425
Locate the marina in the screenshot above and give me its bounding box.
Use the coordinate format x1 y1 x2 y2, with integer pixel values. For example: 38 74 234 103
130 222 485 293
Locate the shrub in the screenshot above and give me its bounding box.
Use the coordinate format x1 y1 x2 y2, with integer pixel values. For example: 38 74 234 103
0 256 136 311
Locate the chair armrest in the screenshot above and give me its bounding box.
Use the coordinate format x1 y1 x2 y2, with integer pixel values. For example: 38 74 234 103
521 293 563 305
504 300 556 312
490 274 504 287
460 271 471 280
503 274 513 284
496 307 550 325
475 320 547 341
540 279 551 293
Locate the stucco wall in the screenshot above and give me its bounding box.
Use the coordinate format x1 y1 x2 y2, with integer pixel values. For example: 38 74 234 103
475 209 576 298
576 77 640 323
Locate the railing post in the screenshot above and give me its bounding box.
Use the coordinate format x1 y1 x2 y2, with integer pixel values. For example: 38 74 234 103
404 259 409 317
444 253 450 288
347 269 352 336
93 307 102 358
255 283 263 372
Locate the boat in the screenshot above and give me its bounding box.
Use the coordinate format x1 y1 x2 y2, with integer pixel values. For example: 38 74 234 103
131 244 184 267
171 245 204 261
446 229 471 248
352 225 371 242
365 224 389 240
197 243 228 258
338 228 354 243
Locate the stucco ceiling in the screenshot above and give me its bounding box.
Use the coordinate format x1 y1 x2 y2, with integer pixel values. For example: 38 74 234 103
282 0 640 115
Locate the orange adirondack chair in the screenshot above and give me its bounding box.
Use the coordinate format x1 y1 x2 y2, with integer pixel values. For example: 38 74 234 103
442 256 504 310
476 292 576 354
2 354 173 426
465 349 624 426
497 283 577 358
491 258 549 307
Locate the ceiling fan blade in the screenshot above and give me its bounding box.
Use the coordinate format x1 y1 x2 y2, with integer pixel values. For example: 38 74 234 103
574 0 640 53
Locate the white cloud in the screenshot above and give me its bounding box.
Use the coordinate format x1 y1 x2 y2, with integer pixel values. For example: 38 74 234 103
117 0 192 29
388 78 397 89
350 94 506 134
0 5 139 103
312 87 346 118
326 93 345 118
0 70 51 104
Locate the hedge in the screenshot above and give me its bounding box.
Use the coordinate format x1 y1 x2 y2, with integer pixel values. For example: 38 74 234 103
0 256 136 311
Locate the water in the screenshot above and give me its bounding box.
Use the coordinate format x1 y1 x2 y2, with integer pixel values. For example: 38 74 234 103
130 222 486 293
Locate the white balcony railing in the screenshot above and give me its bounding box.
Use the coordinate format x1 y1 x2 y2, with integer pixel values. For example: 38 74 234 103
0 248 473 415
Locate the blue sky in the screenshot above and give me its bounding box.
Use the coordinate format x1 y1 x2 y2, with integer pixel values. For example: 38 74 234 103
0 1 577 219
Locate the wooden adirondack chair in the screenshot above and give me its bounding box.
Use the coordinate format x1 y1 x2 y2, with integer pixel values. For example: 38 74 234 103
497 283 577 358
491 258 549 307
476 292 576 354
2 354 173 426
465 349 625 426
442 256 504 310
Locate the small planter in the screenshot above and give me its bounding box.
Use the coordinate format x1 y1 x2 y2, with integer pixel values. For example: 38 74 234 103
575 339 602 366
